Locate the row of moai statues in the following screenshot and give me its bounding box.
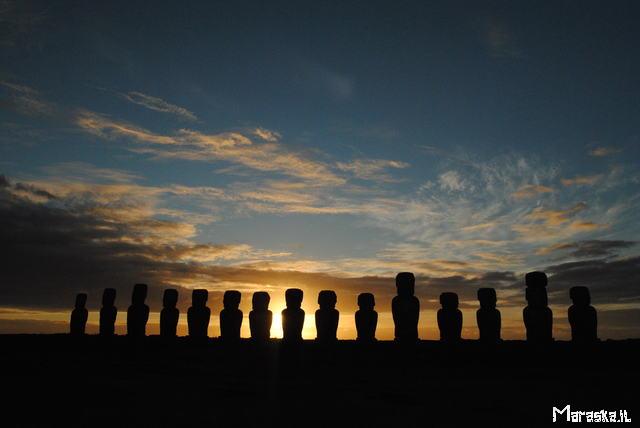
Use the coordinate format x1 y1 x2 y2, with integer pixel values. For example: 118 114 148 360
70 272 598 343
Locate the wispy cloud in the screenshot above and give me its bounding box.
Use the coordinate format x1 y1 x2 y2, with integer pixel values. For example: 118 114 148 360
121 91 198 122
561 174 603 186
525 203 588 227
512 203 608 242
75 111 344 185
42 162 141 183
438 170 469 192
2 171 639 339
252 127 281 142
0 80 55 116
511 184 554 199
536 240 637 258
336 158 409 182
589 146 621 157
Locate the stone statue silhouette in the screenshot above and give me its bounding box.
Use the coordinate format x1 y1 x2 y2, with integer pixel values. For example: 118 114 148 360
355 292 377 342
392 272 420 342
99 288 117 336
315 290 339 342
160 289 179 338
476 287 501 342
70 293 88 336
437 292 462 342
127 283 149 337
249 291 272 341
569 286 598 343
220 290 243 341
188 289 210 338
282 288 305 343
525 271 548 288
523 272 553 343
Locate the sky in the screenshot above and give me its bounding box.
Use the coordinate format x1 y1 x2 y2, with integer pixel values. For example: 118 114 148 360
1 0 639 339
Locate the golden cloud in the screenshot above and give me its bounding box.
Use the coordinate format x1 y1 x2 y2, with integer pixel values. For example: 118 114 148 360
511 184 554 199
74 111 344 186
561 175 603 186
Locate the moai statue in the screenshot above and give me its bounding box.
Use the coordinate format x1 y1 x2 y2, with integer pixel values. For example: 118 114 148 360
437 292 462 342
476 288 501 343
392 272 420 342
187 289 210 338
70 293 88 336
282 288 305 343
355 293 377 342
160 289 179 338
127 283 149 337
568 286 598 343
523 272 553 343
99 288 117 336
249 291 272 341
220 290 243 341
315 290 339 342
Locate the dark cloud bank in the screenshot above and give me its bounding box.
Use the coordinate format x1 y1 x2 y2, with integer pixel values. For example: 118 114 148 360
0 174 638 337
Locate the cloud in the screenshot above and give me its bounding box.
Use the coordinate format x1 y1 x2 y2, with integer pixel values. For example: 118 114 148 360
589 146 621 157
336 159 409 182
511 184 554 199
75 110 176 145
42 162 141 183
0 172 524 315
0 173 519 304
252 127 281 142
0 80 55 116
438 170 468 192
544 256 640 305
346 153 573 255
74 111 344 185
561 175 603 186
536 240 637 259
569 221 607 232
121 91 198 122
525 202 588 227
0 173 371 313
1 172 639 339
0 174 295 309
511 203 608 241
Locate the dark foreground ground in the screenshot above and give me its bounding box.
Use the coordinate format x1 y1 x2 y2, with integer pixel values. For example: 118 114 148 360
2 335 638 428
